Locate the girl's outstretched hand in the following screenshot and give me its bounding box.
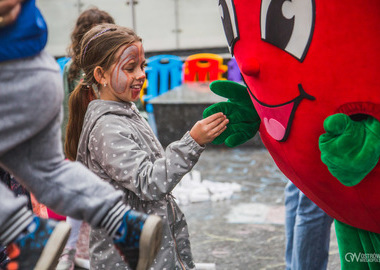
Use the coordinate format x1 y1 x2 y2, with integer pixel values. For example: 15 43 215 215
190 112 229 146
203 80 261 147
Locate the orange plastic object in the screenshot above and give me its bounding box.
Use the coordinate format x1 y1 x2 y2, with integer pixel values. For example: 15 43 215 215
139 79 147 105
183 53 227 82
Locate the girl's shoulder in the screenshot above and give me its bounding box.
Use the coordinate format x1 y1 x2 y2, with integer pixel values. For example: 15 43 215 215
85 100 136 133
90 108 134 132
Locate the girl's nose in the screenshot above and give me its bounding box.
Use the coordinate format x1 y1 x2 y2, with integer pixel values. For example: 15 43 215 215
136 69 146 80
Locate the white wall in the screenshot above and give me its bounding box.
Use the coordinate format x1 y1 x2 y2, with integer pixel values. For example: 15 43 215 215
36 0 227 57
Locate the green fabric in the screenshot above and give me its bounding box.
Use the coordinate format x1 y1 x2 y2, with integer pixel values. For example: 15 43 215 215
203 80 260 147
319 113 380 186
335 220 380 270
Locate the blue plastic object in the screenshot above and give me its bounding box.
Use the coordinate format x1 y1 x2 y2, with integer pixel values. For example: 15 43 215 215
144 54 183 112
56 56 71 76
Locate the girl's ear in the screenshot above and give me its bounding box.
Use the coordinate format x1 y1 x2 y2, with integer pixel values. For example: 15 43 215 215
94 66 106 84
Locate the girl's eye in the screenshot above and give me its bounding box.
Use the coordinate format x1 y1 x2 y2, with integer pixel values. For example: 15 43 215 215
261 0 315 62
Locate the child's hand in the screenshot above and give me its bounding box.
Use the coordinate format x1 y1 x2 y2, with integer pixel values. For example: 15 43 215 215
0 0 23 27
190 112 229 145
203 80 261 147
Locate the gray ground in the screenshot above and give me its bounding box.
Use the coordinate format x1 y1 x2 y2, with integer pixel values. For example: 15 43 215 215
182 146 341 270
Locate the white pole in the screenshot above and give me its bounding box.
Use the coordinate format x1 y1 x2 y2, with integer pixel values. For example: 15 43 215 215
130 0 137 31
173 0 180 49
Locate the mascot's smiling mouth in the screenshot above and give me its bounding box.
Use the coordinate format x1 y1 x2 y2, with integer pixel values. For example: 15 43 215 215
247 84 315 142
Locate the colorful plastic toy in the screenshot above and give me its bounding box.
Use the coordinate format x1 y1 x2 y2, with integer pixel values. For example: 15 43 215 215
183 53 227 82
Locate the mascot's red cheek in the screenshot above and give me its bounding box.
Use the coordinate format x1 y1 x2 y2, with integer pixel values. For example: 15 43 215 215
230 0 380 233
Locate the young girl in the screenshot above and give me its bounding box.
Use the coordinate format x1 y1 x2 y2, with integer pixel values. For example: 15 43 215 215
66 23 229 269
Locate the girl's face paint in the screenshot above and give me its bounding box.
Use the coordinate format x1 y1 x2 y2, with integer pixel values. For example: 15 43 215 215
106 42 146 102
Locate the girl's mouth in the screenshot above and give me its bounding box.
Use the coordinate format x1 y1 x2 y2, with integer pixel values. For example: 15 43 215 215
131 86 141 99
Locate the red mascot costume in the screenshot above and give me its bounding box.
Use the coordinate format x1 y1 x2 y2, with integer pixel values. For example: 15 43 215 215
204 0 380 269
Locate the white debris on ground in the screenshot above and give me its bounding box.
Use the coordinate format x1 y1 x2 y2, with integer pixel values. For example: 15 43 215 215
172 170 242 205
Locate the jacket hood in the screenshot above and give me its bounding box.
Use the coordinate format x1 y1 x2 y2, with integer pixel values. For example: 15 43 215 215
77 100 136 163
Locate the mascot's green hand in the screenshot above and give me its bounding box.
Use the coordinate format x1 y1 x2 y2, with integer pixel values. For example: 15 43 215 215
203 80 261 147
319 113 380 186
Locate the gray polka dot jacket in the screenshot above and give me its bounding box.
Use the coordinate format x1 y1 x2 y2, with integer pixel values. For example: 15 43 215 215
77 100 204 269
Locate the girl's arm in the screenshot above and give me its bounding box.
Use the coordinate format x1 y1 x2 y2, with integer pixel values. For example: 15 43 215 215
89 117 206 201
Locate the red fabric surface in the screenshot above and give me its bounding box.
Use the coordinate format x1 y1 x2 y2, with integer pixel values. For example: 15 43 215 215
47 208 66 221
230 0 380 233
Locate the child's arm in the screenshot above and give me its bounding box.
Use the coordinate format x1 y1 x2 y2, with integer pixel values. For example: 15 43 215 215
189 112 229 146
88 117 207 201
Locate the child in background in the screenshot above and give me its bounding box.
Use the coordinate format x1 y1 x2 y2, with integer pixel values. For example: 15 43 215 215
65 23 229 269
57 7 115 270
62 7 115 138
0 1 162 269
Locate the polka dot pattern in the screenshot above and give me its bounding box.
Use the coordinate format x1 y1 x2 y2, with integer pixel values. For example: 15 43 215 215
77 100 203 269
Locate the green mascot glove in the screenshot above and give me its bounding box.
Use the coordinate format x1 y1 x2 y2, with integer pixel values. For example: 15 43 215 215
319 113 380 186
203 80 261 147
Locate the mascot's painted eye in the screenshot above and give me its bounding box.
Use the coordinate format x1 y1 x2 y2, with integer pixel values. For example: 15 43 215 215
260 0 315 62
219 0 239 55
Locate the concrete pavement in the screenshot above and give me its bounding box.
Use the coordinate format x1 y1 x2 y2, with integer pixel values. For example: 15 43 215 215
183 146 341 270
